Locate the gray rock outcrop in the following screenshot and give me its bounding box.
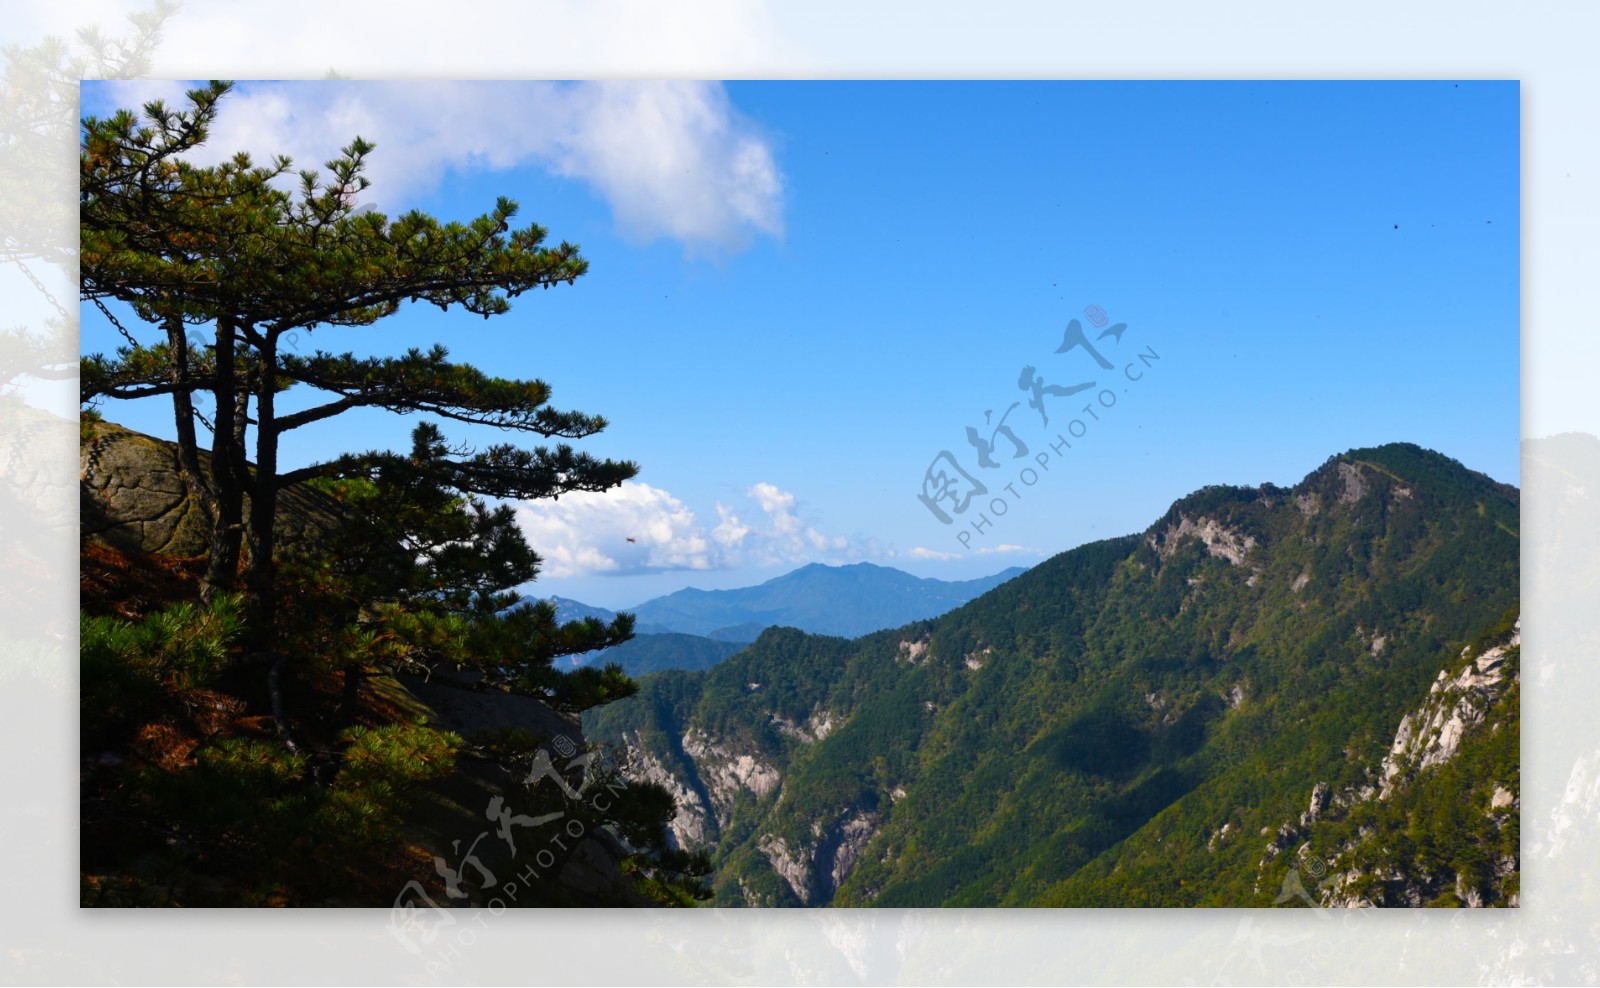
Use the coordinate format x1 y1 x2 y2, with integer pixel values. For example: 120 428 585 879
80 419 343 556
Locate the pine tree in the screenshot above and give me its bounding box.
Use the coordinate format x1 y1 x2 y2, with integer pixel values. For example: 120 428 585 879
80 81 636 643
78 83 701 906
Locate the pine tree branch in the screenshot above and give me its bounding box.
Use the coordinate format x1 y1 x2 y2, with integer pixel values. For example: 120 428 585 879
275 346 609 438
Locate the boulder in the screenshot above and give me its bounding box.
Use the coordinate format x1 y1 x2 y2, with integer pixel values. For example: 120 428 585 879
80 419 343 556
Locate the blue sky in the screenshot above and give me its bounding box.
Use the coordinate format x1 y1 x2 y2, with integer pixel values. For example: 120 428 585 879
81 80 1520 609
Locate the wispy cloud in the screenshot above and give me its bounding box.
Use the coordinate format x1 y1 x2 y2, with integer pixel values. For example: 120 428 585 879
713 481 852 566
513 480 879 578
908 543 1038 561
89 79 784 254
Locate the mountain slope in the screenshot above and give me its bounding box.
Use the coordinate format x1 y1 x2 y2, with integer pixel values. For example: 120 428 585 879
1306 616 1520 908
585 443 1519 907
545 595 621 626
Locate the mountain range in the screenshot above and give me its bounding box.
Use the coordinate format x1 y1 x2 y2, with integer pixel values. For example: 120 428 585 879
540 563 1028 676
584 442 1520 907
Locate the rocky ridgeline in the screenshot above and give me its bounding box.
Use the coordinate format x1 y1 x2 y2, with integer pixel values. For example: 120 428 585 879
1380 626 1520 795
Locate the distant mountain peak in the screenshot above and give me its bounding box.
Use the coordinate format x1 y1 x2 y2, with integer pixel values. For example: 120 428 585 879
619 561 1030 641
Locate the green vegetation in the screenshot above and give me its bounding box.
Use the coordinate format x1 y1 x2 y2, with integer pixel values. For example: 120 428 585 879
1287 629 1520 908
79 86 702 907
587 444 1520 907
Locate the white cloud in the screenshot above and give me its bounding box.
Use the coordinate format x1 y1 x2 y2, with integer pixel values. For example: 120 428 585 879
710 502 751 548
514 479 874 578
908 543 1038 561
512 481 713 579
90 79 783 253
977 543 1034 555
747 480 796 519
728 482 849 565
550 82 783 250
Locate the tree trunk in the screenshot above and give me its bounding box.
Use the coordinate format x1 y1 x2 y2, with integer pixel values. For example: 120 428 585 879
339 664 363 721
246 331 281 648
163 313 222 600
204 315 245 592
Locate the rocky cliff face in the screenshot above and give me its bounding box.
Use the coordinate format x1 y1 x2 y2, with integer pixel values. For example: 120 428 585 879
612 710 879 906
744 808 881 907
1380 625 1519 795
681 727 783 815
1146 513 1257 567
1254 620 1521 908
621 732 716 850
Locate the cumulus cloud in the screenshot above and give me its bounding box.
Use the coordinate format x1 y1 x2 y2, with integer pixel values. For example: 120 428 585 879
512 481 712 579
90 79 783 253
714 482 850 566
549 82 783 249
513 480 872 578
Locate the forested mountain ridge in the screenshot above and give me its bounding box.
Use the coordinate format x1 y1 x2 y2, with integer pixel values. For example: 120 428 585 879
584 442 1520 907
